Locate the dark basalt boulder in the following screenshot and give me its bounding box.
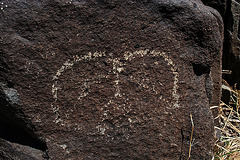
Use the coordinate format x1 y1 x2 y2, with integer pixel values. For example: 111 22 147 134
201 0 227 18
203 0 240 89
223 0 240 89
0 0 223 159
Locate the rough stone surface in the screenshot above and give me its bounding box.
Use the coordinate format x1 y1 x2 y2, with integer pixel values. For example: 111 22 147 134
201 0 227 18
0 138 46 160
224 0 240 89
203 0 240 89
0 0 223 159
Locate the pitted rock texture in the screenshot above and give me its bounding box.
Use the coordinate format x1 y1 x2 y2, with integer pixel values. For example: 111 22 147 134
0 0 223 159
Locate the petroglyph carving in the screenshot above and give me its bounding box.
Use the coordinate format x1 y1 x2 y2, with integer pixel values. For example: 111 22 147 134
51 50 179 126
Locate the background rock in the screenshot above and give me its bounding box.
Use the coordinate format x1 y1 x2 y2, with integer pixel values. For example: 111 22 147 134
202 0 240 89
201 0 227 18
0 0 223 159
0 138 46 160
224 0 240 89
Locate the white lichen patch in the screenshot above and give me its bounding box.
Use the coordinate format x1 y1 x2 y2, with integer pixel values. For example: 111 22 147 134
0 1 8 10
128 118 132 123
96 124 109 135
3 88 21 105
60 144 70 154
0 82 21 105
60 144 67 150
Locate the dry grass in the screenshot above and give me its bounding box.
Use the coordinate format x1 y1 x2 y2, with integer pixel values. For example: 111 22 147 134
213 81 240 160
187 114 194 160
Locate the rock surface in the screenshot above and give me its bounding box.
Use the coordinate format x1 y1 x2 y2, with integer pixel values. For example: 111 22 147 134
203 0 240 89
201 0 227 18
0 138 46 160
0 0 223 159
224 0 240 89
